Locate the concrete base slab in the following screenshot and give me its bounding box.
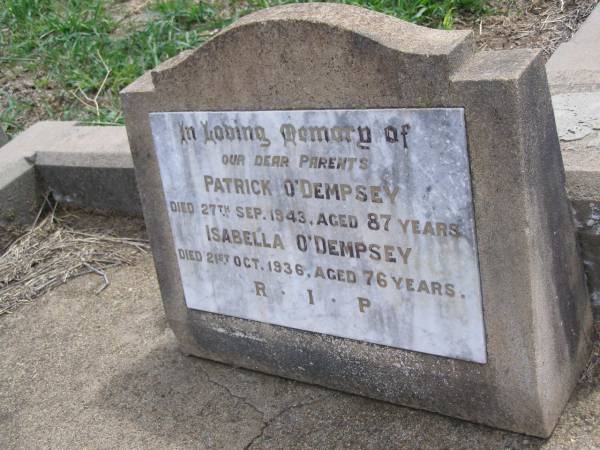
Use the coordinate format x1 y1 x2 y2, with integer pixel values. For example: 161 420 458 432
0 253 598 449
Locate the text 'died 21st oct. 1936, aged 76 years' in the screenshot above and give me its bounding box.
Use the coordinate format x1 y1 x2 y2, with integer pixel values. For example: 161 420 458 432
149 109 486 363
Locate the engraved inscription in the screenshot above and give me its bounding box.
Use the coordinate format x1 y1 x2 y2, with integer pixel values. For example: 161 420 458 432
150 109 486 363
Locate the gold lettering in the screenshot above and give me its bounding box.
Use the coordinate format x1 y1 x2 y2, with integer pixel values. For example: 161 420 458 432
254 281 267 297
358 297 371 313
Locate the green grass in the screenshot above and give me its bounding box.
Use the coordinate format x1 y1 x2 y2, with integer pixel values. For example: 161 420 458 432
0 0 488 135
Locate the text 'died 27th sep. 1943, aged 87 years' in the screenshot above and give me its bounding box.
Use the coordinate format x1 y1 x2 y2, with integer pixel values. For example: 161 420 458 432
149 109 486 363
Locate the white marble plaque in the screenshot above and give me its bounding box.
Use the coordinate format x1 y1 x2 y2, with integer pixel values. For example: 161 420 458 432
150 109 486 363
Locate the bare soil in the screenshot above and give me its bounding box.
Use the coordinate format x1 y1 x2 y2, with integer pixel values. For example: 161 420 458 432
459 0 600 58
1 205 146 256
0 205 148 314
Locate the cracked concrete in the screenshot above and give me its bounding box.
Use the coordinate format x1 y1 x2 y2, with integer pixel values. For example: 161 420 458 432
1 253 599 449
194 363 326 449
553 92 600 146
243 399 325 450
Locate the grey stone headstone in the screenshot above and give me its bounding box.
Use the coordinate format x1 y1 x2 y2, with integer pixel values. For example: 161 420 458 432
121 3 592 437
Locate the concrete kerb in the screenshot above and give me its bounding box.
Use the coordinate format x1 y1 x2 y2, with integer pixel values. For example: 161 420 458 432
0 121 74 226
0 121 141 226
547 2 600 315
546 3 600 94
34 123 141 216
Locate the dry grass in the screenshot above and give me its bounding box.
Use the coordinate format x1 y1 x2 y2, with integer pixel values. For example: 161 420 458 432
455 0 599 59
0 203 149 315
457 0 600 59
537 0 600 55
580 321 600 386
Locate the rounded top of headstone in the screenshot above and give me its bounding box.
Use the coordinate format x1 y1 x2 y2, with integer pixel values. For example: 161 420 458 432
123 3 473 108
231 3 470 55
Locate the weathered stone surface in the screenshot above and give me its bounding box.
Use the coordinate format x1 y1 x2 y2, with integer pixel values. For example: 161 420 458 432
554 92 600 147
0 121 74 225
554 92 600 316
0 121 142 225
34 124 141 215
150 108 486 363
121 3 592 437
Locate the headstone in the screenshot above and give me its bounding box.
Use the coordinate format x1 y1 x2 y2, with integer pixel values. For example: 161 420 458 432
121 4 593 437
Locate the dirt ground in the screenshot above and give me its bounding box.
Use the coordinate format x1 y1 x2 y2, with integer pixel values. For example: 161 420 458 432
458 0 599 56
0 206 149 315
